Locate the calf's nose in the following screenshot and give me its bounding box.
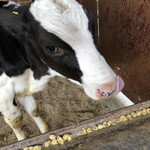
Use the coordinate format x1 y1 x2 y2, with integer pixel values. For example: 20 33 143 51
96 76 125 98
96 84 115 98
101 87 114 97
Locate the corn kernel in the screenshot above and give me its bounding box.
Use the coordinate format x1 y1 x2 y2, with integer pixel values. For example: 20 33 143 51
87 128 92 133
97 124 105 129
44 140 51 147
24 147 29 150
51 139 58 145
92 126 98 131
67 136 72 141
49 134 56 140
131 112 137 118
119 116 127 122
82 128 87 135
33 146 42 150
63 134 71 141
107 121 112 126
147 108 150 113
29 147 34 150
126 114 133 120
57 136 64 145
77 132 84 136
103 122 108 127
141 109 147 115
136 111 142 117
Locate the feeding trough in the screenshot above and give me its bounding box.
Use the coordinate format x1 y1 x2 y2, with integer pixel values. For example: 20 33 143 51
0 0 150 149
2 101 150 150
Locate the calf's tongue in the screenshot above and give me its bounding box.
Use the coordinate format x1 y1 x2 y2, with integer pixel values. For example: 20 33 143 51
113 76 125 95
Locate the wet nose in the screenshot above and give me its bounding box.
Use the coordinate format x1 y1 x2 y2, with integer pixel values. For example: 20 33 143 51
96 84 115 98
101 87 114 97
96 76 125 98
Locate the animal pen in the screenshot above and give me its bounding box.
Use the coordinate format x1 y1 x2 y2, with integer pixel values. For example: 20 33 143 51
0 0 150 149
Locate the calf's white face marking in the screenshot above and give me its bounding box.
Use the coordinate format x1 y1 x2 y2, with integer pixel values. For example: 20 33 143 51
30 0 121 100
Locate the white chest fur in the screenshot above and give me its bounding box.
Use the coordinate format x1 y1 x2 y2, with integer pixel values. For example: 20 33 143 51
0 69 52 98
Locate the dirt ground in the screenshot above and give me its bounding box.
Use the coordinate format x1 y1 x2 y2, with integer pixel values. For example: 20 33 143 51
0 77 109 147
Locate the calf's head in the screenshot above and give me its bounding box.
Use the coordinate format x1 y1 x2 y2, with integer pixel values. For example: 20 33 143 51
29 0 124 100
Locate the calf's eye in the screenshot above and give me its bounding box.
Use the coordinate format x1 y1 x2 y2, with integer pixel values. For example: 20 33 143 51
45 46 59 54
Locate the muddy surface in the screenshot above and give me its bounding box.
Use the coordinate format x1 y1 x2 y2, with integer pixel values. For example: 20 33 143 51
0 77 109 147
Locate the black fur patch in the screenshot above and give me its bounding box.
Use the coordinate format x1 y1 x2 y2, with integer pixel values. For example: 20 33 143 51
83 7 95 37
0 1 28 14
0 1 97 82
0 9 29 76
24 13 83 81
0 1 8 8
0 8 48 78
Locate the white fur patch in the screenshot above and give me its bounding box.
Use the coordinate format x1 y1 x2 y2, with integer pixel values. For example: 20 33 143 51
30 0 89 46
0 70 51 140
30 0 116 99
0 75 26 141
0 68 67 100
13 69 53 96
0 69 55 101
18 95 49 133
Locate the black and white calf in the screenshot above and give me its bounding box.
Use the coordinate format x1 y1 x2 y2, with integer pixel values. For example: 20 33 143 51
0 0 124 140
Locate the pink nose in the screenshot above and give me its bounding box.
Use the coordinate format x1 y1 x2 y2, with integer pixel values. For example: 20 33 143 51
96 76 125 98
96 84 115 98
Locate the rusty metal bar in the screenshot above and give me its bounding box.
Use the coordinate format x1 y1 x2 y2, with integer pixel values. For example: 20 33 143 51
1 100 150 150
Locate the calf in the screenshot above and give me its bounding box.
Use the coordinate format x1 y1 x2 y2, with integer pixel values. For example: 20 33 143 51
0 0 124 141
